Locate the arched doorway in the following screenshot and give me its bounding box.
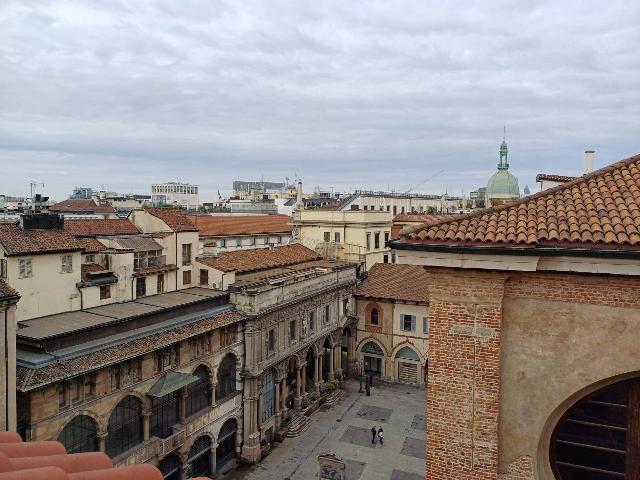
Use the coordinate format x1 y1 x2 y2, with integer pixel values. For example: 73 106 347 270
186 365 212 417
549 377 640 479
158 454 181 480
216 354 237 402
305 348 316 391
394 346 420 384
106 395 143 458
361 341 384 378
322 338 332 382
285 356 298 409
216 419 237 472
187 436 211 478
57 415 98 454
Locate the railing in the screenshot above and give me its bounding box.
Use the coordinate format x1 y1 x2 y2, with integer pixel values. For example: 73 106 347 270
185 392 242 437
159 429 187 457
114 441 159 467
134 255 166 270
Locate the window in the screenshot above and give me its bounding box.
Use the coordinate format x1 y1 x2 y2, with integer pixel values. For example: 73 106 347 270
186 366 212 417
383 254 389 263
181 244 191 265
401 314 416 332
370 308 379 325
100 285 111 300
235 238 241 247
392 252 396 263
1 258 7 279
374 232 380 249
84 254 95 264
289 320 296 341
262 369 276 422
135 277 146 298
363 205 368 210
366 233 371 250
157 274 165 293
401 206 406 214
199 269 208 286
134 250 163 269
183 270 191 285
343 298 349 314
58 383 68 409
386 205 390 212
324 232 331 242
267 329 275 352
150 391 180 439
216 354 237 402
324 305 330 325
309 312 315 332
58 415 98 454
106 396 143 458
423 316 429 334
384 232 390 244
335 232 341 243
19 258 32 278
60 255 73 274
393 206 397 215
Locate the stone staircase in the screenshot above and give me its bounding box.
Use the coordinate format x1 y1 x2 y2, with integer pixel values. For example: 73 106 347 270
285 412 312 438
324 388 345 406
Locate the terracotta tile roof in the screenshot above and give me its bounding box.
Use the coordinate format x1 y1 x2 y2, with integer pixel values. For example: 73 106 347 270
0 224 84 256
76 238 106 253
0 280 19 301
536 173 578 183
145 208 198 232
80 263 108 283
49 199 116 214
64 219 139 237
132 264 178 277
187 214 292 236
355 263 428 302
0 431 163 480
197 243 321 273
392 214 445 239
16 309 243 391
397 154 640 250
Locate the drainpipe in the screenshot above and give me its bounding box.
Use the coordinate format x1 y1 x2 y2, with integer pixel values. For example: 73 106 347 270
3 303 8 430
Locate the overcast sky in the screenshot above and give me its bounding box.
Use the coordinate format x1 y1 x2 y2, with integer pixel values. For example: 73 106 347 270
1 1 639 202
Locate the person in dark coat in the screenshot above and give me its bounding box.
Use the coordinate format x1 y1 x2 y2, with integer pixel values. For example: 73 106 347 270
378 427 384 446
371 426 377 445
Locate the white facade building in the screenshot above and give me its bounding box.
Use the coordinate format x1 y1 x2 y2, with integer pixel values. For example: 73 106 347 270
151 182 199 208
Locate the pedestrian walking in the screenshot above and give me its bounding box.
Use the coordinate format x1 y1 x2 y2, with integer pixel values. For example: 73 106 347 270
365 383 371 396
371 426 377 445
378 427 384 446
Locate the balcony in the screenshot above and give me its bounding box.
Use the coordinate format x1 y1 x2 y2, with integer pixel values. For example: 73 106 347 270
134 255 166 270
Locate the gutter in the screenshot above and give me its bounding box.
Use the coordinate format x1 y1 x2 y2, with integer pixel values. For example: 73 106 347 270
388 240 640 260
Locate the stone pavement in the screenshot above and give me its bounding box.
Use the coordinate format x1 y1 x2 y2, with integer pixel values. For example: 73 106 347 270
223 379 426 480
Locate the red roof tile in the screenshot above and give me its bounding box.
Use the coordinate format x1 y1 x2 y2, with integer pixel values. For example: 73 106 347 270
355 263 428 302
397 154 640 250
145 208 197 232
0 224 84 256
76 238 106 253
392 214 446 239
197 243 321 273
64 219 139 237
49 200 115 214
535 173 578 183
80 263 104 282
187 215 292 236
0 280 19 301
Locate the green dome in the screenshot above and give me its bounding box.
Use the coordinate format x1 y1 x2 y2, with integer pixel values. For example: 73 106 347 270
487 170 519 197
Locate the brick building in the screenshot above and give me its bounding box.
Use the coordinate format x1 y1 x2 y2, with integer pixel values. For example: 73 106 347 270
391 154 640 480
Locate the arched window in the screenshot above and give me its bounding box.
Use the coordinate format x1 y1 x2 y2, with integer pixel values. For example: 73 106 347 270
362 341 384 356
216 419 237 469
150 391 179 439
216 354 236 402
106 396 143 458
262 369 276 422
57 415 98 454
395 346 420 361
370 308 379 325
158 454 181 480
550 378 640 479
188 436 212 478
186 366 212 417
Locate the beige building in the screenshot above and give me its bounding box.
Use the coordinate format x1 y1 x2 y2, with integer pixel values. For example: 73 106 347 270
354 264 428 386
292 209 392 269
336 190 462 215
0 280 19 431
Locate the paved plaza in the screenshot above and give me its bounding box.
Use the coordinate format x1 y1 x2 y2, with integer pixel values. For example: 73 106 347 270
223 379 426 480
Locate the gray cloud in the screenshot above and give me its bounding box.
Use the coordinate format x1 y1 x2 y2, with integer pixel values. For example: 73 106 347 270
1 0 639 200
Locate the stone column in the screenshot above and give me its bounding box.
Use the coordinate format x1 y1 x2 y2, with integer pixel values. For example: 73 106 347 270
257 394 264 431
240 376 261 464
179 389 187 423
279 378 287 418
294 367 302 410
314 354 320 393
97 431 107 453
328 345 335 381
211 380 217 406
142 408 151 441
318 353 324 384
210 444 217 478
301 363 307 397
274 376 282 426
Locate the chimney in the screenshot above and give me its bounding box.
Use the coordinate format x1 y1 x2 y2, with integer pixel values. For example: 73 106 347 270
296 180 303 205
584 150 595 174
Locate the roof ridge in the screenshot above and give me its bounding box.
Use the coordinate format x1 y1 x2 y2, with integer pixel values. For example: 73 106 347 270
401 153 640 238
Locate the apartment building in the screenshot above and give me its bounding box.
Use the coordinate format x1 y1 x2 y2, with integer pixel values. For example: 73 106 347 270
151 183 199 208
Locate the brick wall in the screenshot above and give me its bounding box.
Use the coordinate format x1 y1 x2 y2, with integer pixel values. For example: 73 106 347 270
425 268 507 480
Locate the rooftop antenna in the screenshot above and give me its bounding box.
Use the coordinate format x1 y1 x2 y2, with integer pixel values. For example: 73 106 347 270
503 125 506 140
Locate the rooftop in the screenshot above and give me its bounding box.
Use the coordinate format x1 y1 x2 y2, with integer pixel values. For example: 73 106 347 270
394 153 640 253
197 243 321 273
64 218 139 236
187 214 292 237
0 223 84 256
355 263 428 303
0 279 19 301
49 199 116 214
144 208 198 232
536 173 579 183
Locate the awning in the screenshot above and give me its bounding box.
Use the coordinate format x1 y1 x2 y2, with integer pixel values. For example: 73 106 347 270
147 371 199 397
113 236 162 252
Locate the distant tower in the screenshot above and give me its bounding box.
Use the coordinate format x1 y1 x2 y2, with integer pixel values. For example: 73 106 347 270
523 185 531 195
498 126 509 170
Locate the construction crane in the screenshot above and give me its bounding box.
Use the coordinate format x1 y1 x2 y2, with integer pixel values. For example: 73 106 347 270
406 169 445 194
